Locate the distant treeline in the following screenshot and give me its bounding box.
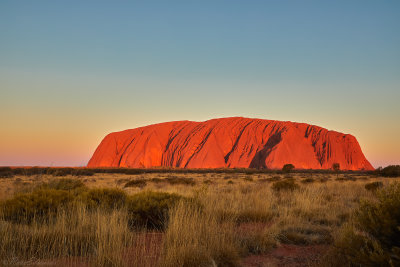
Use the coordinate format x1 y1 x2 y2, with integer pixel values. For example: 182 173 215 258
0 165 399 178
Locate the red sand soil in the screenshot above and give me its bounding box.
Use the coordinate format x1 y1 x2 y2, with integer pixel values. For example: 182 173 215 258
88 117 373 170
241 244 329 267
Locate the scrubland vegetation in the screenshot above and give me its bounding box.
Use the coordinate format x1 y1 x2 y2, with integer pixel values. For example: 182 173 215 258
0 166 399 266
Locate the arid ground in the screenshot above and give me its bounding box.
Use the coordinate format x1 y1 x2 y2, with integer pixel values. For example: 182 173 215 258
0 168 399 266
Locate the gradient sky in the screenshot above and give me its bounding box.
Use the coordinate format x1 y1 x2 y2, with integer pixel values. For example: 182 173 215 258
1 1 399 168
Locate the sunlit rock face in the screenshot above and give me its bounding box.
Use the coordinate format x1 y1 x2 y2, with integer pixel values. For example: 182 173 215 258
88 117 374 170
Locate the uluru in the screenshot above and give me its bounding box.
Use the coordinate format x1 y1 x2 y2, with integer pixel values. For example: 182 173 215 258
87 117 374 170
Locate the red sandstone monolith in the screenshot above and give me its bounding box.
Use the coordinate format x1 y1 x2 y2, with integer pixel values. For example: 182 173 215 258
87 117 374 170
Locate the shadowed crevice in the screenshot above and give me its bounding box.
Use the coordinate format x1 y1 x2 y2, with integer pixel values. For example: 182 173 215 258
249 131 282 169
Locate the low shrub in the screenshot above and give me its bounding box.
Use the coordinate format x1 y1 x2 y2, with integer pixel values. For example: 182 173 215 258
277 227 332 245
165 177 196 186
49 168 95 177
124 179 147 188
330 183 400 266
1 189 73 224
82 188 127 210
0 167 14 178
238 231 276 255
267 176 281 182
0 171 13 178
282 164 295 173
243 176 253 182
365 181 384 191
380 165 400 177
127 191 184 230
272 179 299 192
46 178 86 191
335 177 355 182
301 178 315 184
150 178 163 183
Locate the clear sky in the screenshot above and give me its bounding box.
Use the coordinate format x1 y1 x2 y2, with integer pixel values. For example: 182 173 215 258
1 1 399 168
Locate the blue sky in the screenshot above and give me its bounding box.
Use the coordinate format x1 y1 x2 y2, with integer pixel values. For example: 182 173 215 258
1 1 399 167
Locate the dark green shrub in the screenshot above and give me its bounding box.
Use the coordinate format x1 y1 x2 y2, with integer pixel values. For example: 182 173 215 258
266 176 281 182
272 179 299 192
150 178 163 183
0 167 14 178
127 191 184 229
301 178 315 184
331 183 400 266
203 179 213 185
165 177 195 186
332 163 340 172
243 176 253 182
380 165 400 177
282 164 295 173
82 188 127 210
1 189 73 224
365 181 384 191
0 167 12 172
0 171 13 178
124 179 147 188
74 169 95 176
227 180 234 185
46 178 86 191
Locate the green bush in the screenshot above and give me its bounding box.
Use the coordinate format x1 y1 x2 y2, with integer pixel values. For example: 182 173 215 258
124 179 147 188
365 181 384 191
301 178 315 184
48 168 95 177
331 183 400 266
127 191 184 230
165 177 196 186
380 165 400 177
46 178 86 191
150 178 163 183
0 171 13 178
0 167 14 178
282 164 295 173
272 179 299 192
266 176 281 182
1 189 73 224
82 188 127 210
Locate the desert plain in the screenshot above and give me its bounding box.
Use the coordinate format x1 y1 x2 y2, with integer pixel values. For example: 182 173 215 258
1 167 399 266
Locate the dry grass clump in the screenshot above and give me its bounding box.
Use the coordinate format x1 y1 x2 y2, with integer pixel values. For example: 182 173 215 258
277 226 332 245
1 189 74 224
127 191 185 230
0 167 14 178
326 183 400 266
0 205 133 266
203 179 213 185
301 178 315 184
365 181 384 191
161 201 240 267
272 179 299 192
82 188 127 210
164 176 196 186
124 179 147 188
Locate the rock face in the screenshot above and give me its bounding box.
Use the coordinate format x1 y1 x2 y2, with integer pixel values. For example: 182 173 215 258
87 117 374 170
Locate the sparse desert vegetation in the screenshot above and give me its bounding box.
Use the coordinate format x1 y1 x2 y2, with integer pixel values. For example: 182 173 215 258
0 167 399 266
